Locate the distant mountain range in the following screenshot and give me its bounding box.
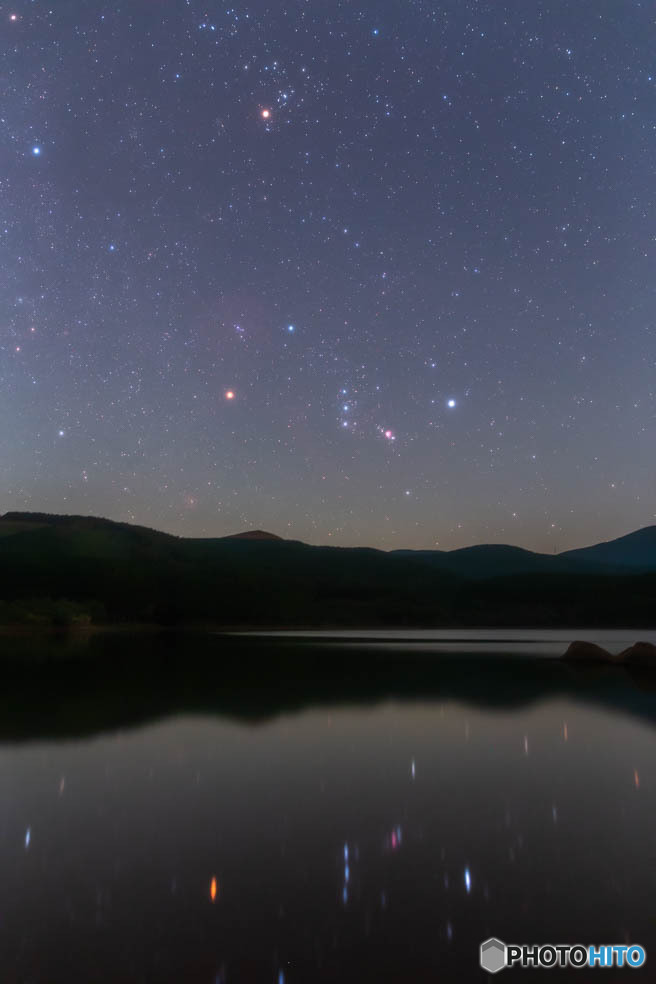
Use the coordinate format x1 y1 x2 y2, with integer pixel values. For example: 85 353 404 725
392 526 656 577
0 512 654 628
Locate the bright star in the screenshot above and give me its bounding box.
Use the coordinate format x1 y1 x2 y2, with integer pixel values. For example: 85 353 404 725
287 324 295 332
32 146 41 156
225 390 235 400
261 108 271 119
447 398 456 408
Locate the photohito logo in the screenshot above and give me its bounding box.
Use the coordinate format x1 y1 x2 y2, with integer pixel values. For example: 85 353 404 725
479 938 646 973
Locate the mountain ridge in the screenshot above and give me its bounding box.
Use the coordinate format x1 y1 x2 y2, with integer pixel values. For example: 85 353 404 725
2 510 655 566
0 511 654 628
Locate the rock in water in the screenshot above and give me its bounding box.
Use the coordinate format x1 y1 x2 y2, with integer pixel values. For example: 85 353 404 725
562 640 615 662
617 641 656 665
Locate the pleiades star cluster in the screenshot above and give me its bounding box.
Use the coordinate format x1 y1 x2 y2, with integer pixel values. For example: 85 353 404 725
1 1 654 549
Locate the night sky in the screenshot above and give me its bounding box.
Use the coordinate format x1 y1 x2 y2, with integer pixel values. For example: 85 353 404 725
2 1 654 551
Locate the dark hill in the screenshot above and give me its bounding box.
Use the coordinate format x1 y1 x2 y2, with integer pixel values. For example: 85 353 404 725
0 512 457 627
393 543 561 578
394 529 656 578
560 526 656 570
221 530 284 541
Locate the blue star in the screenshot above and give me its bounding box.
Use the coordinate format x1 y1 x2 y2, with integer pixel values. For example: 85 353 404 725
32 146 41 156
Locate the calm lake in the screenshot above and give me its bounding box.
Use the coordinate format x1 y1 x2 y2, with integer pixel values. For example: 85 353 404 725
1 629 655 982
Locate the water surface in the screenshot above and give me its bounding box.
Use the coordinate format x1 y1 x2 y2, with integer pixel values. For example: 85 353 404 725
1 631 655 981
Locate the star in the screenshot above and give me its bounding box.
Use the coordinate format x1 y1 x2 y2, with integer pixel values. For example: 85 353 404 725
225 390 235 400
447 399 456 408
260 109 271 120
32 146 41 156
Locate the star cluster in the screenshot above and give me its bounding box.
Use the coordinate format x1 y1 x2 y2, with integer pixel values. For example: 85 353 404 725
1 1 654 549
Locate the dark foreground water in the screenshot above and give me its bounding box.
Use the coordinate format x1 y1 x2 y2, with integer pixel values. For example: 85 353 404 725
1 630 655 982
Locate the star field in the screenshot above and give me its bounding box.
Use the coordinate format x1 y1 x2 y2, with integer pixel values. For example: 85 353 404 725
1 0 654 550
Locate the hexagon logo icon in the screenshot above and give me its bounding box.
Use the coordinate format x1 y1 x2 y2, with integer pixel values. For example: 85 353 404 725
480 937 506 974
